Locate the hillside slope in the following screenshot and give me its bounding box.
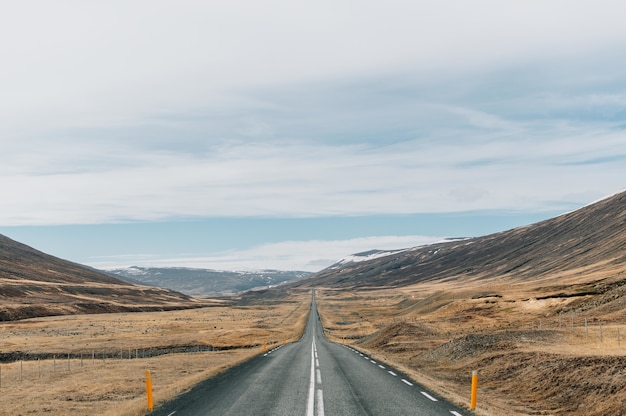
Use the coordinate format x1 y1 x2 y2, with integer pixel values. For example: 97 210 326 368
296 190 626 289
0 234 209 320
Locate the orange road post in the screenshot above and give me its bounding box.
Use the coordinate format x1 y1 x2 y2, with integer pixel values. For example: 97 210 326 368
145 370 154 412
470 370 478 410
264 341 267 353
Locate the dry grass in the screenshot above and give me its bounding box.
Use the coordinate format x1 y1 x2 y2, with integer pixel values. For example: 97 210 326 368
0 290 311 416
315 270 626 416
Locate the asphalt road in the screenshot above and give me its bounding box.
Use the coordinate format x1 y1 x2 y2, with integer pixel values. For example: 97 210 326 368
152 291 467 416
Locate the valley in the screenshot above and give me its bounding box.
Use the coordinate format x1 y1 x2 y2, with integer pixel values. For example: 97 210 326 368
0 290 311 415
0 189 624 415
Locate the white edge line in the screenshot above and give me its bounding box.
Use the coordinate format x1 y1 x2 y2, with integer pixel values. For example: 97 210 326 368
388 371 397 376
450 411 463 416
402 379 413 386
420 391 438 401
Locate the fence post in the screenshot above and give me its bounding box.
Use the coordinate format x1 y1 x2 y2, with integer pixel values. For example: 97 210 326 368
145 370 154 411
470 370 478 410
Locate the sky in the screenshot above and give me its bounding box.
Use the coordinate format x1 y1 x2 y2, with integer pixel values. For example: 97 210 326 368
1 1 625 272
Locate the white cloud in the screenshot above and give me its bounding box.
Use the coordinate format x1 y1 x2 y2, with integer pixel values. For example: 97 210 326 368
89 235 445 272
2 1 626 136
1 1 626 227
1 119 625 226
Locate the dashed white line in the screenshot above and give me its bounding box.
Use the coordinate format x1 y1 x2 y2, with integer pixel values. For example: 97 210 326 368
370 360 376 364
167 412 177 416
388 371 397 376
450 411 464 416
402 379 413 386
378 364 385 369
316 369 322 384
316 358 320 367
420 391 438 402
316 389 325 416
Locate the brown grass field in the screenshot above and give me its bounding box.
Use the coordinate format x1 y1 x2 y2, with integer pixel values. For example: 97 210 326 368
315 265 626 416
0 290 311 416
3 266 626 416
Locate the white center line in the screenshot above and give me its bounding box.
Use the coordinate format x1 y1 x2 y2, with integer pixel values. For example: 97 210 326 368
316 389 325 416
402 379 413 386
388 371 397 376
420 391 438 401
306 340 315 416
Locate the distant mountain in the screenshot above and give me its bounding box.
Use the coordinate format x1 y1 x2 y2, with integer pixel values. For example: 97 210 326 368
105 266 312 297
0 234 210 321
291 189 626 289
326 240 469 269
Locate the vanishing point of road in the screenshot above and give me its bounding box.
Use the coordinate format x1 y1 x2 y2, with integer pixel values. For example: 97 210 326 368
153 291 467 416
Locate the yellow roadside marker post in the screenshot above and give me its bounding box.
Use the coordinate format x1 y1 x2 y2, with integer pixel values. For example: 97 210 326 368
145 370 154 412
470 370 478 410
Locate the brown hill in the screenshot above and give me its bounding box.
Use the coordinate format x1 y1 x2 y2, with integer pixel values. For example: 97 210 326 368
295 189 626 289
0 234 209 320
307 189 626 415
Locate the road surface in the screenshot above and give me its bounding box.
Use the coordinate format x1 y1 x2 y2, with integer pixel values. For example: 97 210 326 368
153 291 467 416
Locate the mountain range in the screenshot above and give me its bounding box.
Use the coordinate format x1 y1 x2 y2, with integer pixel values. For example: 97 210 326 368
105 266 311 297
2 188 624 320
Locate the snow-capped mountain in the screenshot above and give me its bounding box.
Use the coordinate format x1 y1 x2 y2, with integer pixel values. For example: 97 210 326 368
327 239 470 270
104 266 311 297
